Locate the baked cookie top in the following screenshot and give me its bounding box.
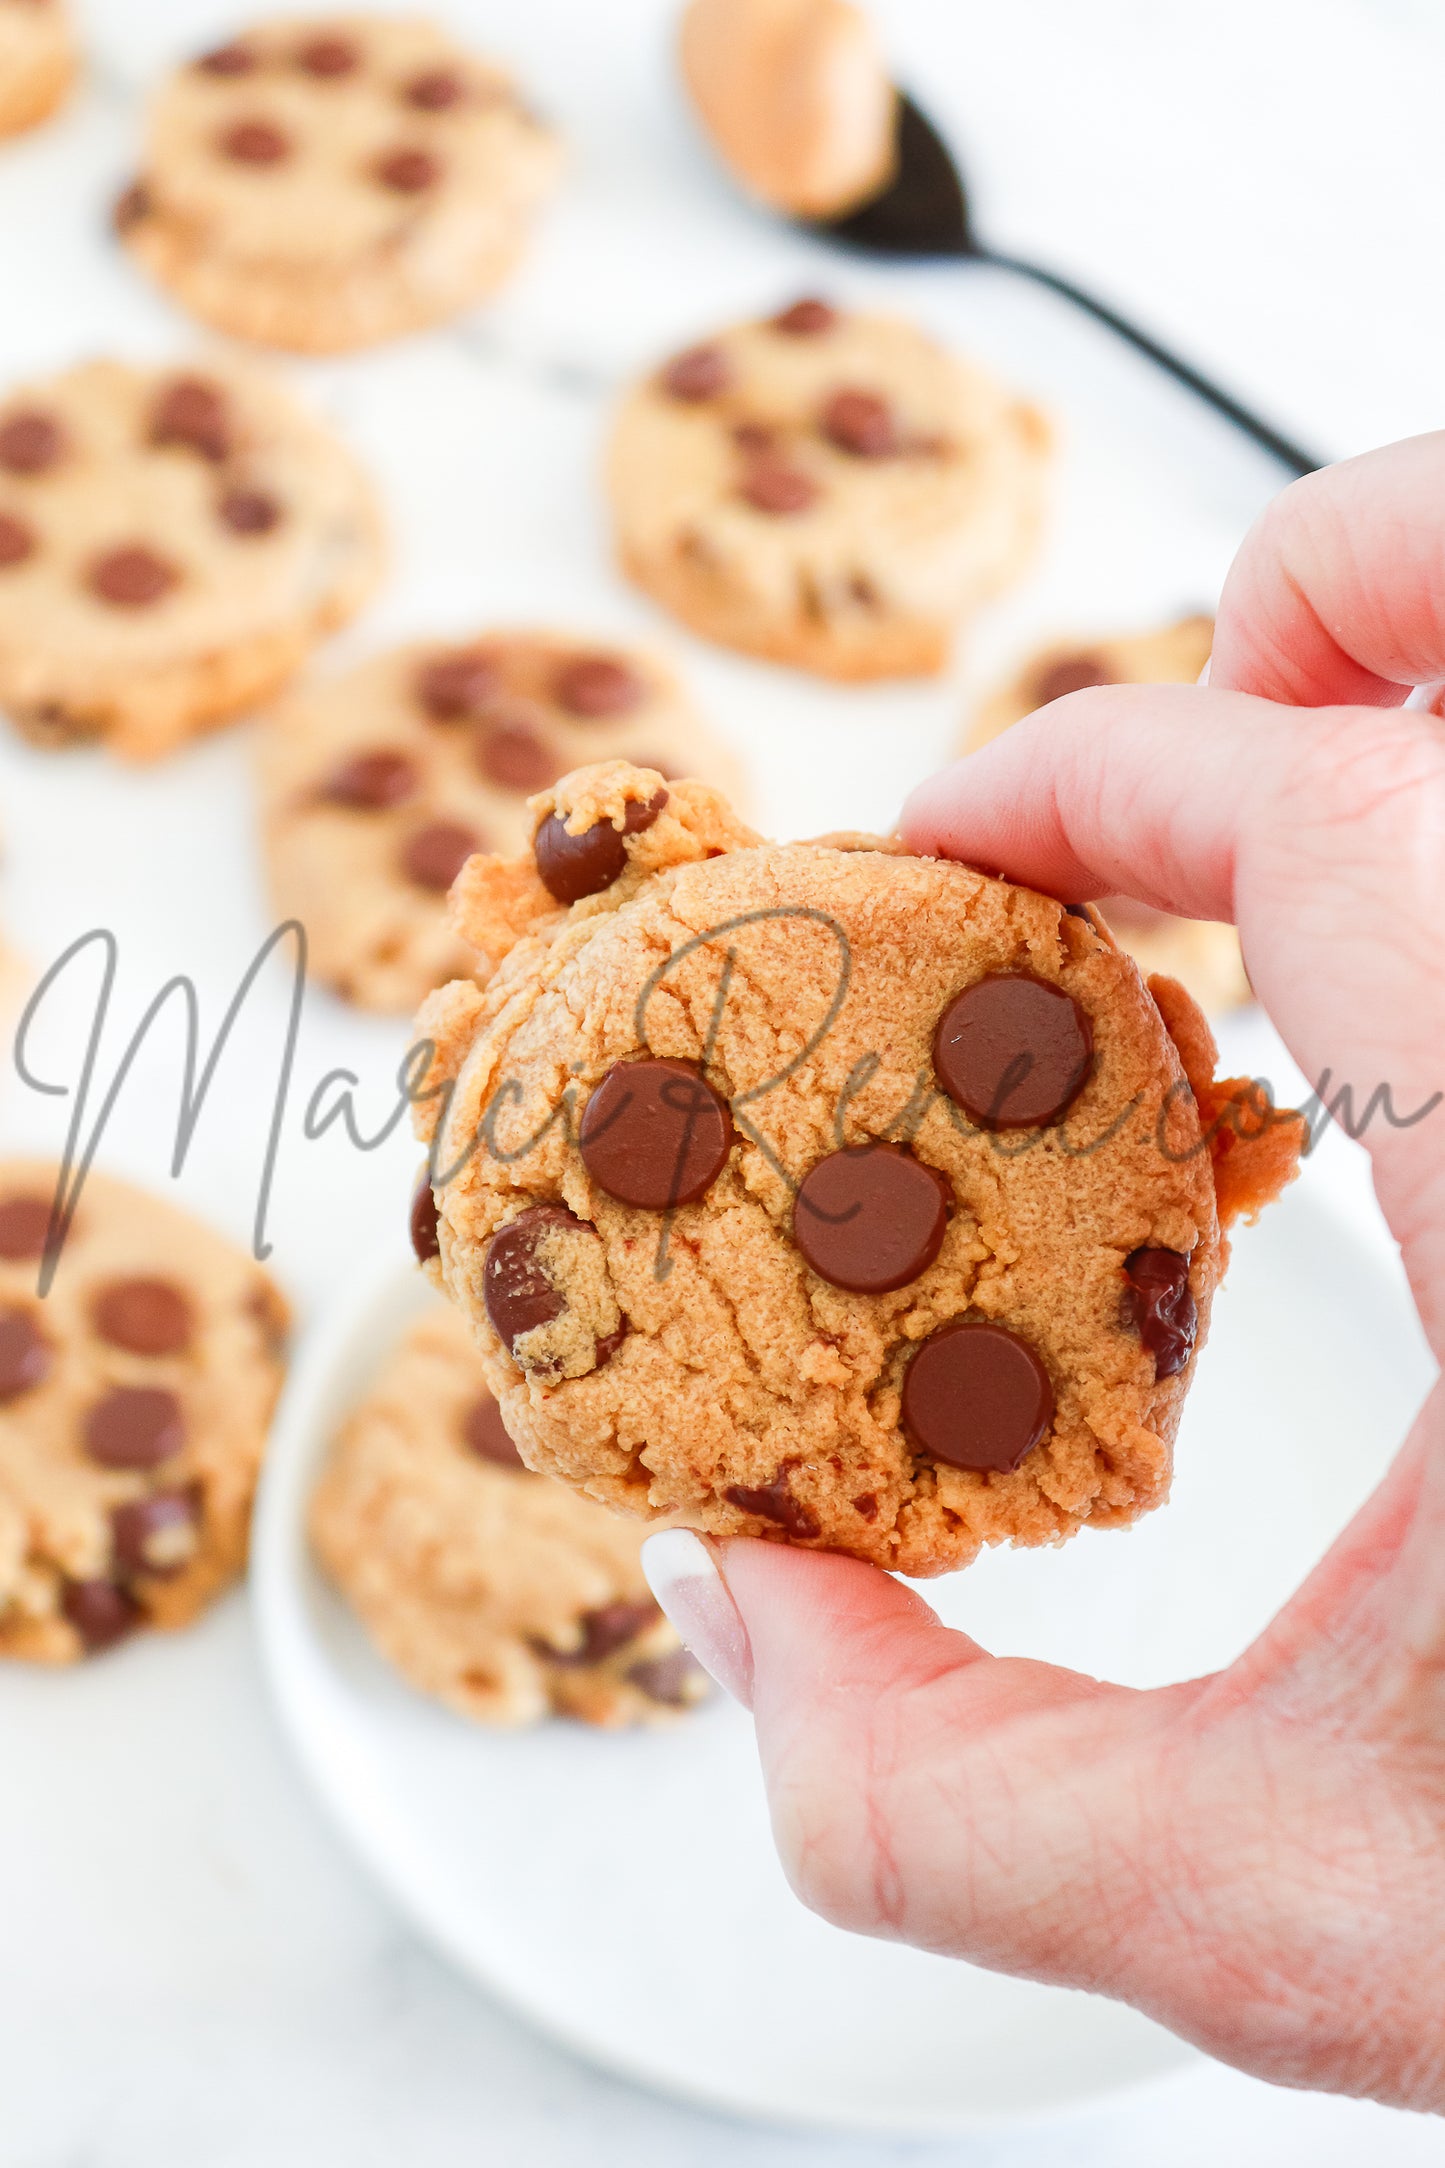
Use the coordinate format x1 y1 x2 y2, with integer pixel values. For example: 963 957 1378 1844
309 1302 707 1727
410 762 1301 1577
0 0 71 83
260 628 741 1012
0 1161 289 1662
0 356 382 730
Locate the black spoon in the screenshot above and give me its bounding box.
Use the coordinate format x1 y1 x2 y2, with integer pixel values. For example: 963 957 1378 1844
813 92 1320 477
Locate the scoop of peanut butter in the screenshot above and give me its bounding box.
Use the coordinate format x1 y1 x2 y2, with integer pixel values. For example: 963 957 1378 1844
680 0 897 220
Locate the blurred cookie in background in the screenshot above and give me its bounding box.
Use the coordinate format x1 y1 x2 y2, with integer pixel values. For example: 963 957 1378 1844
608 298 1051 681
0 356 383 759
115 14 561 352
966 615 1248 1013
0 0 74 142
259 628 742 1012
0 1161 289 1662
309 1302 709 1729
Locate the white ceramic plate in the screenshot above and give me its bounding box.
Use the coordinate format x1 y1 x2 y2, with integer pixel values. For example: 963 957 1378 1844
252 1173 1434 2136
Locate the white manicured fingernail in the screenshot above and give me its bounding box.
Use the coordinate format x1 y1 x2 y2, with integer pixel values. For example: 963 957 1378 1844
642 1529 754 1708
1197 655 1212 685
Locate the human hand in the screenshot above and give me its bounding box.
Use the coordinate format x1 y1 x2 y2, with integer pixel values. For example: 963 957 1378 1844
644 436 1445 2110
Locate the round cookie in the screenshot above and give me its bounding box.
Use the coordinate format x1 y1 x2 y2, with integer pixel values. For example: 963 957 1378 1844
0 356 383 759
606 299 1052 680
0 1160 289 1662
409 761 1302 1577
309 1301 708 1727
260 629 743 1012
967 616 1249 1013
0 0 74 141
116 14 561 353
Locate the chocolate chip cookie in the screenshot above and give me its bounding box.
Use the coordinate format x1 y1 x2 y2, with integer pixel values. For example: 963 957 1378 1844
309 1301 707 1726
260 629 742 1012
408 761 1302 1577
967 615 1249 1012
116 14 561 353
607 299 1051 680
0 0 74 141
0 1161 289 1662
0 357 383 759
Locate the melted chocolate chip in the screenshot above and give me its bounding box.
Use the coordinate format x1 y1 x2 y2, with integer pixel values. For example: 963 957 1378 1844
0 1307 51 1401
1124 1247 1197 1378
376 147 439 192
297 34 358 76
660 345 731 402
149 377 230 462
902 1319 1054 1473
627 1648 705 1705
724 1470 821 1540
323 748 419 810
111 1487 200 1578
218 486 281 536
820 388 899 457
409 1177 440 1262
461 1395 525 1468
415 648 501 722
579 1058 734 1210
549 1600 660 1665
219 118 291 165
84 1386 185 1470
87 544 179 608
112 180 152 233
793 1143 949 1293
93 1278 193 1357
738 458 818 515
0 409 64 475
1032 650 1114 705
483 1202 587 1361
195 41 257 76
533 791 666 903
474 718 561 792
62 1577 143 1654
553 654 644 718
0 513 34 569
404 68 464 110
0 1193 51 1259
400 820 479 893
772 297 838 336
933 973 1093 1129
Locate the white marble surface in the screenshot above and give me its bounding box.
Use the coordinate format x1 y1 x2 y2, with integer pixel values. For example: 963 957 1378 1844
1 0 1443 2160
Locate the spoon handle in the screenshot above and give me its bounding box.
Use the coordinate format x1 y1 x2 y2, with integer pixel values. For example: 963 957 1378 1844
981 249 1321 477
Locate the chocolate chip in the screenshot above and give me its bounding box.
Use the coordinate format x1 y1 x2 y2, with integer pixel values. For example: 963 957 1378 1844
297 34 358 76
87 544 179 608
62 1578 142 1654
461 1395 525 1468
474 718 560 792
322 748 419 810
195 41 256 76
0 1193 51 1259
533 791 666 903
1032 650 1114 705
220 118 291 165
820 388 899 457
400 820 478 893
410 1177 440 1262
902 1319 1054 1472
731 420 775 454
112 180 152 233
84 1386 185 1470
553 654 644 719
376 147 439 192
149 377 230 462
724 1470 820 1540
1124 1247 1197 1378
793 1143 949 1293
0 513 34 569
549 1600 660 1665
593 1321 628 1368
93 1278 193 1357
660 345 731 402
738 459 818 515
483 1202 586 1360
0 1308 51 1401
579 1058 734 1210
0 410 64 475
627 1647 705 1704
773 296 838 336
248 1279 289 1356
415 648 501 722
934 973 1093 1129
111 1487 200 1578
405 68 463 110
218 486 282 535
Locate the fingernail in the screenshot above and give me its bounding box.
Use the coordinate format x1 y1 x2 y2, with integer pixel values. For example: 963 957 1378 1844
1197 656 1212 685
642 1529 754 1708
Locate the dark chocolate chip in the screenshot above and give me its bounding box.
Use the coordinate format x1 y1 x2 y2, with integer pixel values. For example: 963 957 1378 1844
93 1277 193 1357
1032 650 1114 705
87 544 179 608
0 513 34 569
902 1318 1054 1472
195 41 257 76
322 748 419 810
112 180 152 233
579 1057 734 1210
553 654 644 718
724 1470 821 1540
820 387 899 457
1124 1247 1197 1378
62 1578 143 1654
533 790 666 903
297 34 358 76
218 486 282 535
409 1177 440 1262
933 973 1093 1129
219 118 291 164
461 1394 525 1468
0 1307 51 1402
474 718 561 792
0 1193 51 1259
660 344 731 402
772 297 838 336
0 410 64 475
793 1143 949 1293
593 1321 628 1368
400 820 479 893
84 1386 185 1470
627 1647 706 1705
483 1202 591 1361
738 458 818 515
415 647 501 721
731 420 775 454
376 147 439 192
549 1600 660 1665
149 377 230 462
404 68 464 110
111 1487 200 1579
